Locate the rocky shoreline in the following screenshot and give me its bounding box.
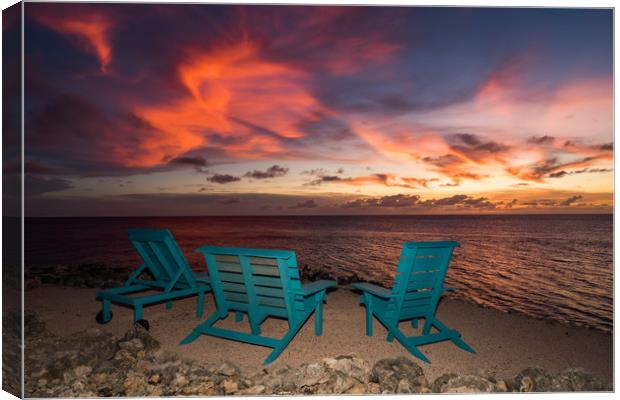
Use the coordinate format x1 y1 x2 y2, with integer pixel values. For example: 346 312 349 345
17 310 609 396
23 263 375 290
24 264 133 290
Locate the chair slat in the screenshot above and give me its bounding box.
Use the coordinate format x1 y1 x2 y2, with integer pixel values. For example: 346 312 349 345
221 281 246 293
219 271 244 283
224 291 249 303
218 262 243 273
249 257 280 266
252 265 281 276
253 276 283 288
407 279 437 291
254 285 284 298
257 296 287 308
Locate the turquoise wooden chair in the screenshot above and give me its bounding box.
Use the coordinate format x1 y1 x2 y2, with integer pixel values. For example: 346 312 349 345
181 246 336 364
96 228 211 329
350 241 474 363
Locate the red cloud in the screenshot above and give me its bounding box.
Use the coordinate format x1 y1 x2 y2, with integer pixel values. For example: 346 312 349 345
129 40 329 167
29 7 113 73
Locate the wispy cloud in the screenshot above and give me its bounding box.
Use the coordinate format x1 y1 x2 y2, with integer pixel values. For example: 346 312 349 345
30 5 113 72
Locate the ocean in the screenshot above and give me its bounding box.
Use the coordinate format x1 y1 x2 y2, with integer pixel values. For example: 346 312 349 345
24 214 613 332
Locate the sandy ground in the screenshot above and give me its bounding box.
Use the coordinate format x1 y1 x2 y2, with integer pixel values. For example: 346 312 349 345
25 285 612 385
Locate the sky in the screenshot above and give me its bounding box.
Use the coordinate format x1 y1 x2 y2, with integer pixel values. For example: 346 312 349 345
13 3 614 216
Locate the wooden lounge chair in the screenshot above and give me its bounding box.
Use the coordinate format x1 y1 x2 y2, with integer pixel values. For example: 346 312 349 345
350 241 474 363
95 228 211 329
181 246 336 364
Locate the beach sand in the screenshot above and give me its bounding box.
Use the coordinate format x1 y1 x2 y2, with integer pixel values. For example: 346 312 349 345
25 285 612 385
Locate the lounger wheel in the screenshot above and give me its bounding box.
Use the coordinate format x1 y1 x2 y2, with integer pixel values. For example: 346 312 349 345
96 310 113 324
136 319 150 331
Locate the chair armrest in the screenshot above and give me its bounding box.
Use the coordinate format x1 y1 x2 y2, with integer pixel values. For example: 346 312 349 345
349 282 395 298
290 280 336 296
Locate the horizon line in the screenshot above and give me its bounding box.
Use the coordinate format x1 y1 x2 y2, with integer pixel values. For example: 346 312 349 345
16 212 614 219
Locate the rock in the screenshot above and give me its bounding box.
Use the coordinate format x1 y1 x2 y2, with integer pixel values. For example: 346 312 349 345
550 369 608 392
123 371 147 396
148 373 161 384
513 367 553 392
25 263 133 290
146 385 164 396
242 384 266 395
432 373 458 392
180 379 217 396
171 372 189 388
328 373 358 393
73 365 92 380
299 363 330 387
366 382 381 394
20 310 611 396
370 357 429 393
118 338 145 353
216 362 238 377
346 381 367 394
261 365 297 394
323 354 371 383
222 378 239 394
93 360 116 374
122 323 160 352
495 379 509 392
300 265 382 286
433 374 495 393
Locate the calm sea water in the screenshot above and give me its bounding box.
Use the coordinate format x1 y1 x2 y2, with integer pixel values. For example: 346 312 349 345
25 215 613 332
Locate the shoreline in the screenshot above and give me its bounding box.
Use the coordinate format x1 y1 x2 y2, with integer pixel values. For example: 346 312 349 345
23 284 613 386
22 262 613 334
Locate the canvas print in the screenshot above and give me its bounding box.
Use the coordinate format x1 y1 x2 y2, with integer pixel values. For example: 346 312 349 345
1 1 614 397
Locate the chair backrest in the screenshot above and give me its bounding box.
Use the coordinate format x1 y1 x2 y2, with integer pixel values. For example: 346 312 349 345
196 246 303 323
390 241 459 321
128 228 197 288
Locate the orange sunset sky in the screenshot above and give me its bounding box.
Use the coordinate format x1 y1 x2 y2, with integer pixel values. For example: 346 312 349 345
11 4 613 216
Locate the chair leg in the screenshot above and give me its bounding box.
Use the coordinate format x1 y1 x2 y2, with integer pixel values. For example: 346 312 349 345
315 297 324 336
391 327 431 363
250 321 261 335
235 311 244 322
411 318 418 329
181 313 221 345
428 317 476 354
374 314 431 363
451 336 476 353
165 301 173 310
386 332 395 342
102 300 112 321
363 293 373 336
264 322 303 365
196 291 205 318
422 319 432 335
134 304 143 322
